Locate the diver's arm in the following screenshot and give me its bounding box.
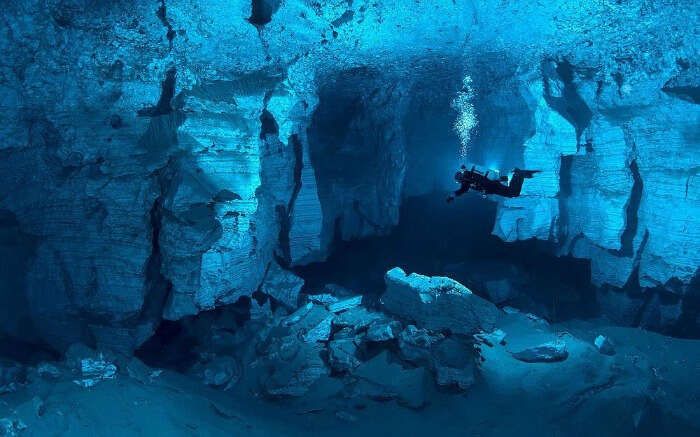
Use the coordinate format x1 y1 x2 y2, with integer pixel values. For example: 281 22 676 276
454 184 470 196
447 183 470 203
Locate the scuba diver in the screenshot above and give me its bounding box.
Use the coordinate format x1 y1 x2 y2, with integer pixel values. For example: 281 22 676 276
446 165 540 202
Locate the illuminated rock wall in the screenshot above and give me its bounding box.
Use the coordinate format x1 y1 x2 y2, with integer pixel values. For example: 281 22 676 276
0 0 697 349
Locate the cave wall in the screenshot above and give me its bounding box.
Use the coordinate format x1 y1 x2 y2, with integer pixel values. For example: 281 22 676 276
494 61 700 289
0 0 475 352
490 41 700 331
0 0 698 350
307 67 409 254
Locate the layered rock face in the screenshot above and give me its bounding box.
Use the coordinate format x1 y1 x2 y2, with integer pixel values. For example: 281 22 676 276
488 7 700 330
493 63 700 289
0 0 698 351
0 0 472 351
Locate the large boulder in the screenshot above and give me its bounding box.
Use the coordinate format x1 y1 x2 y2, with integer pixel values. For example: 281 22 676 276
382 268 501 335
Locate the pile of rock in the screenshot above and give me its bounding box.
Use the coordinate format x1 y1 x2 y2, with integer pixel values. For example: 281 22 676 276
187 267 506 410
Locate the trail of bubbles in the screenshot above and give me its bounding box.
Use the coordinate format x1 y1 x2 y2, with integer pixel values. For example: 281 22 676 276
451 75 477 159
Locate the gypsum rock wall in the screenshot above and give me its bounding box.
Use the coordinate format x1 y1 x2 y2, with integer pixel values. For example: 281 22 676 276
491 60 700 329
0 0 698 351
0 0 472 351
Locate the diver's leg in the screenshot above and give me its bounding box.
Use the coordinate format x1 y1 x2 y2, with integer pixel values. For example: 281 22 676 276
506 173 525 197
518 169 540 178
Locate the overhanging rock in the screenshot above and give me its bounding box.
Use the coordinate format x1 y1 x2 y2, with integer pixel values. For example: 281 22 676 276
382 267 501 335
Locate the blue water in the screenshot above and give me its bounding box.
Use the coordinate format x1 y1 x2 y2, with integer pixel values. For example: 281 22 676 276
0 0 699 435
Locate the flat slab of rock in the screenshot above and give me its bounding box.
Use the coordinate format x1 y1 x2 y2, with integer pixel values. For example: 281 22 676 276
328 296 362 313
382 268 500 335
366 320 401 342
263 339 328 397
353 351 428 409
511 342 568 363
282 303 313 327
261 261 304 309
306 293 339 305
285 304 334 342
328 339 361 372
302 315 334 343
332 307 383 331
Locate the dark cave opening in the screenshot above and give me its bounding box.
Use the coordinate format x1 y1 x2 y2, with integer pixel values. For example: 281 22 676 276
617 159 643 257
135 318 201 371
558 154 575 244
298 63 596 323
0 211 61 363
307 67 406 245
277 134 304 265
248 0 282 26
294 193 597 322
259 108 279 139
137 67 177 117
303 60 536 250
136 296 252 371
542 59 593 143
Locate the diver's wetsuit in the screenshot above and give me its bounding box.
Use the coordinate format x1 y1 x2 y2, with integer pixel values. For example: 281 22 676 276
448 168 539 201
485 169 536 198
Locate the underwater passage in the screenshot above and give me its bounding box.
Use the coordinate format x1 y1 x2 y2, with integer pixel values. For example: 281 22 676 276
0 0 699 436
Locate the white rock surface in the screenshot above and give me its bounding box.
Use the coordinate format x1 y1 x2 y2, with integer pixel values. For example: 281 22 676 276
382 268 501 335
